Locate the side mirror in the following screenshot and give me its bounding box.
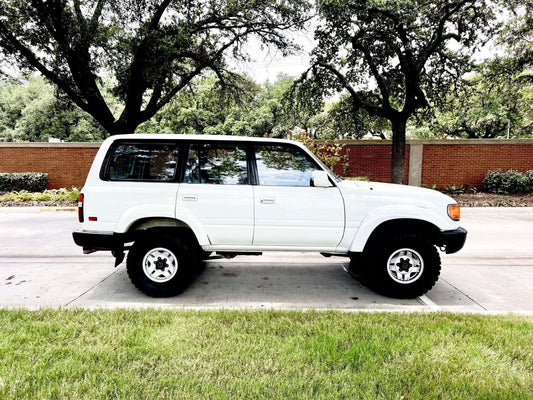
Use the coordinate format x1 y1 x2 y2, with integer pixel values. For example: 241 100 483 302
312 170 333 188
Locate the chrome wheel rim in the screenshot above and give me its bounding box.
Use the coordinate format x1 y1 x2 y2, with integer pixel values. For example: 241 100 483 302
387 248 424 284
142 247 178 283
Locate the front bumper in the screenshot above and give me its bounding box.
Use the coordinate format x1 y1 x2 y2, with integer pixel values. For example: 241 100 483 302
439 227 467 254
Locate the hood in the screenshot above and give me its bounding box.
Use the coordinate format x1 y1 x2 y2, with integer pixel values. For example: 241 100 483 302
338 180 457 210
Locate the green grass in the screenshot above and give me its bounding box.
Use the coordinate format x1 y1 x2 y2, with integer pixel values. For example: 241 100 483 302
0 310 532 399
0 187 79 203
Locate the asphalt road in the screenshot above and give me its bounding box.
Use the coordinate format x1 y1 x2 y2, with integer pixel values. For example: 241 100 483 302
1 207 532 313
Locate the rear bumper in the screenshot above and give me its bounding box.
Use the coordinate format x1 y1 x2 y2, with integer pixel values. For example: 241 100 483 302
72 230 124 251
439 227 467 254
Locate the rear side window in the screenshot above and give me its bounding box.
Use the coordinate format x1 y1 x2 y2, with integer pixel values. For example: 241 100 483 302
105 142 179 181
184 143 248 185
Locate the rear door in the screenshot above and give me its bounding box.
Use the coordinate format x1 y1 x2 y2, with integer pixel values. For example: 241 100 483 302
176 141 254 246
252 143 345 248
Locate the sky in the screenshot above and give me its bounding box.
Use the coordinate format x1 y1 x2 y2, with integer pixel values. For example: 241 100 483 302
233 31 315 83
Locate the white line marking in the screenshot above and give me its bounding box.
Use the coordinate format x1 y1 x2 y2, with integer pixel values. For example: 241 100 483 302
419 295 439 310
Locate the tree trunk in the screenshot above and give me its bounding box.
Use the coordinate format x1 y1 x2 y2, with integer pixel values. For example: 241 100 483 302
103 118 141 136
391 118 407 184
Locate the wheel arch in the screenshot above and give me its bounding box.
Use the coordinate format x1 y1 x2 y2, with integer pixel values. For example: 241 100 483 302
353 218 441 253
124 217 207 248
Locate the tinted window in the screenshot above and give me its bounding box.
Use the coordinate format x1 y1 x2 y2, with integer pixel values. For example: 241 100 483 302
255 144 319 187
184 143 248 185
106 142 179 181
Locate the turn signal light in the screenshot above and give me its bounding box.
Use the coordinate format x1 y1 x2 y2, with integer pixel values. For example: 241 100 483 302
447 204 460 221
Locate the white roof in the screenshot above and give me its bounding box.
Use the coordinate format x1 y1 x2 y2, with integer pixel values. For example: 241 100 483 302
107 134 296 145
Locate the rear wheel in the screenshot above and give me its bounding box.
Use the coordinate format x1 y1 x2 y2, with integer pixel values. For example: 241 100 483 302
364 234 441 298
126 234 197 297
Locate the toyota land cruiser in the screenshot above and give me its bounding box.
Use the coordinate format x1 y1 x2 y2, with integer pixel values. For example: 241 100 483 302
73 134 467 298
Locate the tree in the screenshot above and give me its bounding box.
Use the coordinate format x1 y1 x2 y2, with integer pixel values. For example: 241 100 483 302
0 0 310 136
304 0 495 183
498 0 532 70
0 75 106 142
325 95 389 139
424 59 533 139
137 74 263 136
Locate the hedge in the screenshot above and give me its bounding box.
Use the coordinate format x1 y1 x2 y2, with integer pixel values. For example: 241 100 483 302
482 169 533 194
0 172 48 193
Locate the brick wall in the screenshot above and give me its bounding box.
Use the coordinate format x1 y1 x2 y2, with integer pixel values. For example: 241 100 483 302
339 141 410 183
0 143 100 189
0 139 532 189
420 141 533 187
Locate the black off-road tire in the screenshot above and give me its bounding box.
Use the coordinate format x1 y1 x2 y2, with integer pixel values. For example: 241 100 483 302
364 234 441 299
126 233 198 297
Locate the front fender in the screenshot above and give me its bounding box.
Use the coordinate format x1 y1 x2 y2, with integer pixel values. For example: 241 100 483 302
348 204 458 252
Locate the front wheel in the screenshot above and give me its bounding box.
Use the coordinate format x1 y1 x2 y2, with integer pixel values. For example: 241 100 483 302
364 234 441 298
126 234 196 297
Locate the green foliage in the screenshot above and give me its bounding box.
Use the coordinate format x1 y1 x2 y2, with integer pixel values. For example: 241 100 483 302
0 172 47 192
415 0 533 140
138 73 330 139
420 60 533 139
443 185 477 195
0 76 107 142
483 169 533 194
0 0 310 136
344 176 370 181
307 95 390 139
305 0 497 183
498 0 533 70
138 74 268 137
0 187 79 203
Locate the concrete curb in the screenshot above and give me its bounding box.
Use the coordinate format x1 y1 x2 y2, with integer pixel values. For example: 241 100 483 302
0 206 77 214
39 207 77 212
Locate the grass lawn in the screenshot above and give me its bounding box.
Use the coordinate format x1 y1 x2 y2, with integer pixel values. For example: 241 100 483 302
0 309 532 399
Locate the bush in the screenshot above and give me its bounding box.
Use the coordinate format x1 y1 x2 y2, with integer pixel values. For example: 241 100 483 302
483 169 533 194
0 172 48 193
526 170 533 193
0 187 79 203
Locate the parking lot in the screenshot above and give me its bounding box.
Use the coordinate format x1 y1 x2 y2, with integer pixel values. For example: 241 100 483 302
1 207 532 313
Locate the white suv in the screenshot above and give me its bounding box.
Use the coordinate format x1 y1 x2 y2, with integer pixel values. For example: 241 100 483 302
73 134 466 298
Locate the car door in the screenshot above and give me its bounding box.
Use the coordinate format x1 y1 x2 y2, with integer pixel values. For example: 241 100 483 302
252 142 345 249
176 141 254 246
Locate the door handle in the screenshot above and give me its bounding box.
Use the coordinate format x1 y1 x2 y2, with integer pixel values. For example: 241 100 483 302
182 194 198 202
260 198 275 204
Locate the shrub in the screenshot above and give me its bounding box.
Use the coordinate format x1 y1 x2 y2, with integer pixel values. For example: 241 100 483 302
483 169 533 194
526 170 533 193
0 172 48 193
442 185 477 195
483 170 505 194
0 187 79 203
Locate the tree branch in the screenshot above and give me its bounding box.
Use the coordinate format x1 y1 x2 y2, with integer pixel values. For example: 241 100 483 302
315 61 392 119
419 0 470 69
0 21 85 108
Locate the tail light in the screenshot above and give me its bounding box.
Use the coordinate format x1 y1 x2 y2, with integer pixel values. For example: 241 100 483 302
78 193 84 223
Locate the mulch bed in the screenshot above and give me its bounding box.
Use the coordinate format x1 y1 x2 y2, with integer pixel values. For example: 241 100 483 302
451 193 533 207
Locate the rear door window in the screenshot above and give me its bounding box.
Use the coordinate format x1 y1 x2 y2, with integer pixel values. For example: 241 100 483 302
105 142 180 181
184 143 248 185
